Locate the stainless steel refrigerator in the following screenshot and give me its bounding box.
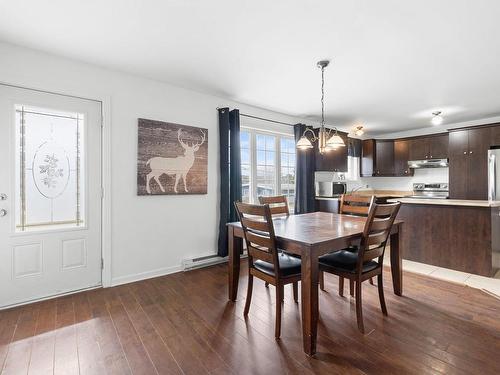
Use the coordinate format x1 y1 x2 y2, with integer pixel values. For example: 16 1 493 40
488 146 500 201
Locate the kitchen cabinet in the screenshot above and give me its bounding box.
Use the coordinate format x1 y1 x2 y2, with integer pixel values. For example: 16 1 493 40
361 139 394 176
394 140 413 176
314 130 348 172
490 124 500 146
449 128 490 199
409 134 448 160
316 198 339 213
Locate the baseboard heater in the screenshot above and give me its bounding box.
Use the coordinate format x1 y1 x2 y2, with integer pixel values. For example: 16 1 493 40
182 251 247 271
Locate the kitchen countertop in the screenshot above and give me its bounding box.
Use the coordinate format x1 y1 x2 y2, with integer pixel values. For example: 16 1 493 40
315 190 412 200
390 198 500 207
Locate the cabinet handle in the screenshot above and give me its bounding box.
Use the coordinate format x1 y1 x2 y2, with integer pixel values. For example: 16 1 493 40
425 155 428 159
469 151 473 154
430 155 433 158
463 151 467 155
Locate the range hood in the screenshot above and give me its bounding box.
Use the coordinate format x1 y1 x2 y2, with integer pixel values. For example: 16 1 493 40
408 159 448 169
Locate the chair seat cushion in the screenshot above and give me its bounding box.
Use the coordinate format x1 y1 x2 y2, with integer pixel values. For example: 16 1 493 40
319 250 379 274
254 253 301 277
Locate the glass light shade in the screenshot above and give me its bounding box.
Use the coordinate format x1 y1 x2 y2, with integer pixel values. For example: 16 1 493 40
326 134 346 147
354 127 364 136
296 135 313 149
431 113 443 126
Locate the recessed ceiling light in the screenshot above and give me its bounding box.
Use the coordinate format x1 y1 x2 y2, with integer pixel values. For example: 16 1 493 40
431 111 443 126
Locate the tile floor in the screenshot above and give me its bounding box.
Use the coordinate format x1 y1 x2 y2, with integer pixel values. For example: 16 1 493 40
384 251 500 299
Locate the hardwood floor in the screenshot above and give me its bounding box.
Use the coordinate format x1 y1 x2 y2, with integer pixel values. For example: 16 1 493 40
1 261 499 374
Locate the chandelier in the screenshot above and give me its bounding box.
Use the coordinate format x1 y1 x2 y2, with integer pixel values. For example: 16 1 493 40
296 60 345 154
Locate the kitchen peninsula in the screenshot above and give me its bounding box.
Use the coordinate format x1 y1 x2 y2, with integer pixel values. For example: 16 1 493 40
391 198 500 277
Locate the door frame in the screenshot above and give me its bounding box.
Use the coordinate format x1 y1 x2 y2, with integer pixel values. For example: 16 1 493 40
0 81 113 288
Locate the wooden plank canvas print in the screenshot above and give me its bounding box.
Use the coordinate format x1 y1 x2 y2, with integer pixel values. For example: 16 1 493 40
137 118 208 195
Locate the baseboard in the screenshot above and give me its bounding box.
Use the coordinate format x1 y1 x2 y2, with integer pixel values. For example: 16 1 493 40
111 265 183 287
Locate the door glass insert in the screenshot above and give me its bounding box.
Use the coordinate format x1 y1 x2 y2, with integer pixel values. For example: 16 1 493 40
15 105 85 231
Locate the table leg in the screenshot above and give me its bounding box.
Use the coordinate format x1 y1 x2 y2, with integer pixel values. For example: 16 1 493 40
390 228 403 296
228 226 242 301
301 249 319 356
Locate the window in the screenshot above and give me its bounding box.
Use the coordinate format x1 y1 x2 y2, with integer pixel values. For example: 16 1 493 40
15 105 85 231
240 129 296 212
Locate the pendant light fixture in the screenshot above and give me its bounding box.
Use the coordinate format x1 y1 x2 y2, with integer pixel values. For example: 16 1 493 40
296 60 345 154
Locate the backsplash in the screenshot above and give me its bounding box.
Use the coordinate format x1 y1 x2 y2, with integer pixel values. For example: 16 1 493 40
315 167 449 192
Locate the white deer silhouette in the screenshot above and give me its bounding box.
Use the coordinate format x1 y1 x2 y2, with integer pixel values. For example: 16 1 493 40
146 128 206 194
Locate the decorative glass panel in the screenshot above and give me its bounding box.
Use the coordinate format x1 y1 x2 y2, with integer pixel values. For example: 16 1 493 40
15 105 85 231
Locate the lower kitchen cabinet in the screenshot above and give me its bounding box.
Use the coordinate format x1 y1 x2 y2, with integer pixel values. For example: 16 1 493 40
316 198 339 213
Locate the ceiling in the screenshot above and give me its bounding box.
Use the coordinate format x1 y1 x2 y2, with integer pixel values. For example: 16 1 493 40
1 0 500 135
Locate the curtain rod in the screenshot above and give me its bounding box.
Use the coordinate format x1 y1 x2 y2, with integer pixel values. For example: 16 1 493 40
239 113 295 127
217 107 348 132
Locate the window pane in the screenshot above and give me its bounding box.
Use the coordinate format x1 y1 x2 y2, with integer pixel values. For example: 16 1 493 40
257 150 265 165
280 136 296 212
240 131 250 149
266 151 275 166
256 134 266 150
241 148 250 164
265 135 275 151
15 105 85 231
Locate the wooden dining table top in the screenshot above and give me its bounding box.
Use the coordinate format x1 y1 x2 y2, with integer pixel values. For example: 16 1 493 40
227 211 402 247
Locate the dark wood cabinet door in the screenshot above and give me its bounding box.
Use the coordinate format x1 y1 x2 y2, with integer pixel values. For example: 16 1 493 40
409 138 428 160
361 139 374 176
449 154 468 199
466 127 490 200
330 133 348 172
394 140 413 176
490 124 500 147
375 140 395 176
314 132 348 171
467 127 490 155
467 152 488 200
448 130 469 157
428 134 449 159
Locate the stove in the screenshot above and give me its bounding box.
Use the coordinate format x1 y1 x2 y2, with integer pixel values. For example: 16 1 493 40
408 183 449 199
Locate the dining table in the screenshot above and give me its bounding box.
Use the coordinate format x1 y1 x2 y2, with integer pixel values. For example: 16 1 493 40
226 211 404 356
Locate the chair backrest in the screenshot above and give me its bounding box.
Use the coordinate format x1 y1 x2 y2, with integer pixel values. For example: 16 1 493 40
258 195 290 216
357 201 401 271
339 194 373 216
234 202 280 277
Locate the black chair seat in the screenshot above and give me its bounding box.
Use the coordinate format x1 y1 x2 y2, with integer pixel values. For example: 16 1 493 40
254 253 301 277
319 250 379 274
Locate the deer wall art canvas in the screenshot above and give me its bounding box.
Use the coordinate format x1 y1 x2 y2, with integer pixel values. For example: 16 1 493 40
137 118 208 195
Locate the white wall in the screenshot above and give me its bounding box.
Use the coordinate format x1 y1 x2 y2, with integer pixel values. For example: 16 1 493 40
0 42 305 285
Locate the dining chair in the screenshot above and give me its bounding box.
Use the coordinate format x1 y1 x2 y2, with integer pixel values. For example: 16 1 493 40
259 195 290 289
318 201 401 333
234 202 301 339
319 194 374 294
258 195 290 216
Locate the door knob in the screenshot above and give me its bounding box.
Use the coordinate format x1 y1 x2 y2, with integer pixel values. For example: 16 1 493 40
0 209 6 217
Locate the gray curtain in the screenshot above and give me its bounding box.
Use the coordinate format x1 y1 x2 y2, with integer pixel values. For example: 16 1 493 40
294 124 316 214
217 108 241 257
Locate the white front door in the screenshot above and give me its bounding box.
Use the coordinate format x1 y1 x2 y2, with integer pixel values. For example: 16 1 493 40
0 85 102 308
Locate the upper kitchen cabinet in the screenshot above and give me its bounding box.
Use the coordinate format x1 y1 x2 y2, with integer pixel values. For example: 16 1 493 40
409 134 449 160
394 139 413 176
489 123 500 146
361 139 394 176
314 131 348 172
449 127 490 200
